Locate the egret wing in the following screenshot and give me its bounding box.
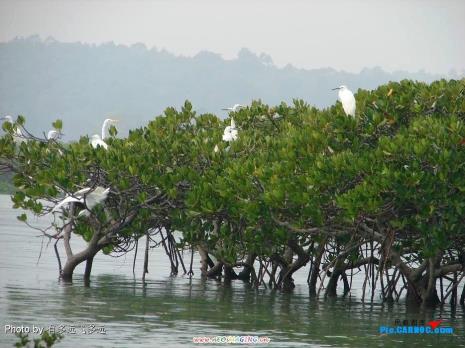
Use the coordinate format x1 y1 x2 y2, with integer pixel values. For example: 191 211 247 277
339 89 356 117
74 187 91 197
84 187 110 210
91 138 108 149
52 196 83 212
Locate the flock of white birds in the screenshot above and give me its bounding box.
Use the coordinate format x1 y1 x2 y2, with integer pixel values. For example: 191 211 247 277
1 86 356 225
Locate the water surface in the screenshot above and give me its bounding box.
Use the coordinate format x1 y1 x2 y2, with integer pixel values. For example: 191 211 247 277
0 195 464 347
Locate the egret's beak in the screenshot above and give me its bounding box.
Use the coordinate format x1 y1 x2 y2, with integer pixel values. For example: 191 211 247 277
332 87 340 90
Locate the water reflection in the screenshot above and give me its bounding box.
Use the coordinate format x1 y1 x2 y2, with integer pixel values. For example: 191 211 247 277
1 195 464 347
6 274 464 347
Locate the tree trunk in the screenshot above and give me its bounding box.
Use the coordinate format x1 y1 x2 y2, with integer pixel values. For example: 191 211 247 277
198 245 209 278
237 253 256 282
61 248 100 282
460 284 465 307
404 259 440 306
341 272 350 296
224 265 238 283
280 267 296 291
325 259 345 298
309 242 325 296
61 259 78 282
60 222 101 282
207 262 224 279
278 238 310 291
84 256 94 285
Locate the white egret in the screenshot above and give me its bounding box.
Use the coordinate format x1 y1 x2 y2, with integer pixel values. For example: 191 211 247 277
77 186 110 217
45 129 64 157
332 85 356 117
101 118 118 140
222 104 245 112
47 129 62 140
52 186 110 217
91 134 108 150
222 118 238 142
90 119 118 150
52 196 83 212
1 115 24 143
1 115 14 124
52 187 94 213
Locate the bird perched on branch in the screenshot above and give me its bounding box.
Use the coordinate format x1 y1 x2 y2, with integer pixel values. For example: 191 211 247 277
90 118 118 150
47 129 62 140
91 134 108 149
222 118 238 142
101 118 118 140
332 85 356 117
1 115 24 143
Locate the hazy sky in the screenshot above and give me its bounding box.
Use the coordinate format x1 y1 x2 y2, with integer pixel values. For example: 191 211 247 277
0 0 464 74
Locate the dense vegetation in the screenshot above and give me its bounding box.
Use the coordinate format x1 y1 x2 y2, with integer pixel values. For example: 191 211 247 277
1 79 464 307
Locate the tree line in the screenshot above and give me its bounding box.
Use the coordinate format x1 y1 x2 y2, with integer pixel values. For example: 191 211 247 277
1 78 464 307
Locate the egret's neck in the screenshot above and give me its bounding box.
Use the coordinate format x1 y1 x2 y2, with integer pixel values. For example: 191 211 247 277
102 120 112 140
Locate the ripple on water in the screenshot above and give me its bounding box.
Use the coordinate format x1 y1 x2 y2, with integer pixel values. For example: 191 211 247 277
1 195 465 347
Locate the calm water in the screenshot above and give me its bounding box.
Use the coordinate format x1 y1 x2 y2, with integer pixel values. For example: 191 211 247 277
0 194 464 347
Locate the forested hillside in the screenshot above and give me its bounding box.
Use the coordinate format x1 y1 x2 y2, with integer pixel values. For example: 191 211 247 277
0 36 447 140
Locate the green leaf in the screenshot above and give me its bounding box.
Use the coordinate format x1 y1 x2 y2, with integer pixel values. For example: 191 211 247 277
17 213 27 222
16 115 25 125
52 119 63 130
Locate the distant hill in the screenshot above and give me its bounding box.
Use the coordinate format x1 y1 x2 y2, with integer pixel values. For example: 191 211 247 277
0 36 452 139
